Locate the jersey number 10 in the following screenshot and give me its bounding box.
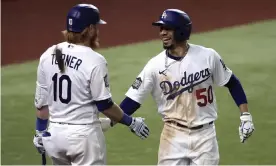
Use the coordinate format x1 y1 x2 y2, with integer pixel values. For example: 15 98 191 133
52 73 72 104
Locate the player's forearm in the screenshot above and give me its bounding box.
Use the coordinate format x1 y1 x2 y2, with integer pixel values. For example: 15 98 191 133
36 106 49 119
102 103 132 126
36 106 49 131
239 103 249 113
95 98 132 126
106 97 141 127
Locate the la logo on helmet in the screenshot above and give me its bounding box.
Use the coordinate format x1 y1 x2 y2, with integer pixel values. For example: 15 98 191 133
161 11 167 19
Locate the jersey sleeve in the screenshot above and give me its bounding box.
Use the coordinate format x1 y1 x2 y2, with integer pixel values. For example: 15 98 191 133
90 62 112 101
125 62 154 104
211 49 232 86
34 56 49 109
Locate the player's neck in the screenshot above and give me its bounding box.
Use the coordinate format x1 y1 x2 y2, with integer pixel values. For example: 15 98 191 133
168 42 189 57
75 41 90 48
75 41 99 50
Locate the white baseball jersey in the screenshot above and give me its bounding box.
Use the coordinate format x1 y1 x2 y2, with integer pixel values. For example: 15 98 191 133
35 42 111 124
126 43 232 127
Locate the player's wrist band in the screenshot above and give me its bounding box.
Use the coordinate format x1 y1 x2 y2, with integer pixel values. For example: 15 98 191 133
119 114 132 126
36 117 48 131
241 112 251 116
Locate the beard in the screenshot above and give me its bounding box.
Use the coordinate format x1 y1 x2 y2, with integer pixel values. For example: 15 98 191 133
163 43 174 50
89 34 100 49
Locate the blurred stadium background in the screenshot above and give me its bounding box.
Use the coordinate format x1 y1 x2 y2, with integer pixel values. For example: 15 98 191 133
2 0 276 165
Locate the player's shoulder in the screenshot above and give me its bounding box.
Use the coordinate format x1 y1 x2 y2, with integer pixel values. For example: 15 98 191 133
153 50 167 59
189 43 217 54
70 44 107 65
189 43 221 61
147 50 166 66
135 50 166 74
137 50 166 72
38 43 59 64
84 51 108 71
87 49 107 63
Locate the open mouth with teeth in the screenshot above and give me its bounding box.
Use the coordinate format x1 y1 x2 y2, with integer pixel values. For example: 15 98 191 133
162 37 171 43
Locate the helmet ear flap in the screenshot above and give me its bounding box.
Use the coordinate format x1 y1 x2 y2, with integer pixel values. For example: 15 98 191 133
174 27 190 42
185 25 192 39
174 30 185 42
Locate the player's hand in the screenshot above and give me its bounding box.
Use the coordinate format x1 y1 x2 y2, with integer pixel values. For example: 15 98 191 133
129 117 150 139
99 118 113 132
239 112 255 143
33 130 46 154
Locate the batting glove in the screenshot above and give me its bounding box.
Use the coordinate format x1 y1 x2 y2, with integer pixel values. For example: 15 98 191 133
239 112 255 143
99 118 113 132
33 130 46 154
129 117 150 139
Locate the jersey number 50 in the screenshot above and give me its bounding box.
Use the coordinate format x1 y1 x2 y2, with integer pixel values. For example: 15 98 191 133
52 73 72 104
195 86 213 107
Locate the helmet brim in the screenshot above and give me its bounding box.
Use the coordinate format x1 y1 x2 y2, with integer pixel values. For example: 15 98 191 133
152 21 175 30
152 21 165 26
98 19 107 24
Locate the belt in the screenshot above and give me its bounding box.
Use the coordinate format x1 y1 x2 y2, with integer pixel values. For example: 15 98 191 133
50 121 93 125
166 120 213 130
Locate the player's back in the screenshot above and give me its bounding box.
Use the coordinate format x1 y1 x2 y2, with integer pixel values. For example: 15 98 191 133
38 42 107 124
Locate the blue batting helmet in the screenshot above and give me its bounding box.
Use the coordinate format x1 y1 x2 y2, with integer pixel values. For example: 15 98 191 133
66 4 106 33
152 9 192 41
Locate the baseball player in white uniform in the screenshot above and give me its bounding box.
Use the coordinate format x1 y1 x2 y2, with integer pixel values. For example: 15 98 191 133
32 4 149 165
102 9 255 165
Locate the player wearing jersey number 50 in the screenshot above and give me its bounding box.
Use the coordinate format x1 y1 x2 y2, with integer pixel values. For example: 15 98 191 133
101 9 254 165
32 4 149 165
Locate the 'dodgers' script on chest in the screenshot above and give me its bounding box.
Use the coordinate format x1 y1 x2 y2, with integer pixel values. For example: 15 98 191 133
160 68 211 100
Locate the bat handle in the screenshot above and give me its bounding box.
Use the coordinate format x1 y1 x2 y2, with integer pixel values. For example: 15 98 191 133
42 153 46 165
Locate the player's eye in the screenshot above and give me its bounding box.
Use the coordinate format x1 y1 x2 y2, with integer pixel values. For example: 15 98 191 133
161 25 173 30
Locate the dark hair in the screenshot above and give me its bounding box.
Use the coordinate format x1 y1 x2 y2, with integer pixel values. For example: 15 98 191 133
55 47 65 73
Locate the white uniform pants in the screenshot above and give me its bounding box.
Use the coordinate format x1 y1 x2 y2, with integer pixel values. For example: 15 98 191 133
158 122 219 165
42 122 106 165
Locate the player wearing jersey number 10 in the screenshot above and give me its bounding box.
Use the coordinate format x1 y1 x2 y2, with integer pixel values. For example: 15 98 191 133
32 4 149 165
100 9 255 165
